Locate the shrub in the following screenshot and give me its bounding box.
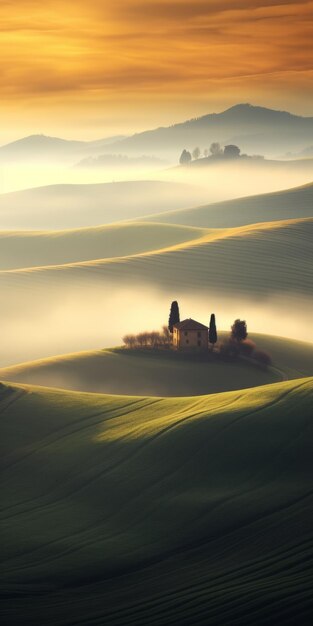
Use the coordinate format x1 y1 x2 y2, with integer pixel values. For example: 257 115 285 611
254 350 272 368
219 339 239 360
239 339 256 357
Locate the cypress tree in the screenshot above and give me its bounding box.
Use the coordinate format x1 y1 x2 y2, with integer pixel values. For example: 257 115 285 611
168 301 180 333
209 313 217 349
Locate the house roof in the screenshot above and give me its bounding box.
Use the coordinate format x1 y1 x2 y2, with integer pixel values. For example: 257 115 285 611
173 318 209 331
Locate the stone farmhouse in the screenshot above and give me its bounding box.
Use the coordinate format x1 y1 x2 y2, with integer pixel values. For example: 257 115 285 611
172 318 209 351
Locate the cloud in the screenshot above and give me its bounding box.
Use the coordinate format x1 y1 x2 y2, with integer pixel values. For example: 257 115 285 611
0 0 311 131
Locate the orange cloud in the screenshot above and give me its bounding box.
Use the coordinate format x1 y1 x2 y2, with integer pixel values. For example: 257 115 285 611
0 0 312 138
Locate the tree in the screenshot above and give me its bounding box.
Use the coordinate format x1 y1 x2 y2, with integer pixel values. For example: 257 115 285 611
179 149 192 165
192 146 201 160
168 301 180 333
162 325 171 346
203 148 209 157
224 144 240 158
231 319 247 342
209 313 217 350
210 142 222 156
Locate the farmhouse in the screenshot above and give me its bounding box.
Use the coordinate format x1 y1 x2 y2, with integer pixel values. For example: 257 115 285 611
173 318 209 351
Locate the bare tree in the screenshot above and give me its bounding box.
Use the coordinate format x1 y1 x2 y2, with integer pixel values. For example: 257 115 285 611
210 142 222 156
192 146 201 160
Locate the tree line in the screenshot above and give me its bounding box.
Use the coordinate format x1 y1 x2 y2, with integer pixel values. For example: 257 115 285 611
123 326 171 349
179 142 241 164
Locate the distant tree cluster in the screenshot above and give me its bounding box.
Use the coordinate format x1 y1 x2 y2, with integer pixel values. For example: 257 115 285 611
123 326 171 349
219 319 272 368
179 142 241 165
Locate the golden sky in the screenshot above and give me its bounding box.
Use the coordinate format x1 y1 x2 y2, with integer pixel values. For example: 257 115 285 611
0 0 312 140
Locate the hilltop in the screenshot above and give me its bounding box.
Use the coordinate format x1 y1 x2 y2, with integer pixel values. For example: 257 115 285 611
0 133 127 162
1 377 313 625
1 333 312 395
107 104 313 157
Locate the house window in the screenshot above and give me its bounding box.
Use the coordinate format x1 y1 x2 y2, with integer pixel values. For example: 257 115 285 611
197 332 201 338
184 331 188 336
186 340 189 344
198 340 201 346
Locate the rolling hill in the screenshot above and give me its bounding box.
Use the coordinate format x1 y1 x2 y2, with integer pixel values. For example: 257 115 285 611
0 133 127 162
0 222 207 271
0 333 312 395
3 217 310 301
1 377 313 625
107 104 313 157
143 182 313 228
0 216 311 365
0 180 204 230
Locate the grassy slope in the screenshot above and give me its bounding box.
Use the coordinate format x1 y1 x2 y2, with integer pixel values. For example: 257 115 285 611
142 182 313 228
1 378 313 625
0 222 207 270
1 334 312 396
3 217 311 301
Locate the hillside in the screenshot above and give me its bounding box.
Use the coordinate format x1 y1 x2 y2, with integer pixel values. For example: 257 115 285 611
0 134 127 162
1 333 312 395
143 182 313 228
0 222 207 270
3 217 310 300
1 377 313 625
0 180 204 230
108 104 313 157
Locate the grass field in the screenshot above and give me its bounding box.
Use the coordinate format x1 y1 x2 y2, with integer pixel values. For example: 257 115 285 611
1 333 312 395
0 222 207 270
1 377 312 625
3 217 310 302
143 182 313 228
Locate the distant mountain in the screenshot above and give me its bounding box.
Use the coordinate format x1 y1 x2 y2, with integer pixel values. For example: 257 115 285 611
0 134 127 162
107 104 313 158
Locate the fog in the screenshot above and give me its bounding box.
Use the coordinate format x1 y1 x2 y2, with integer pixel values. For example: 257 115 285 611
1 156 312 207
0 281 311 368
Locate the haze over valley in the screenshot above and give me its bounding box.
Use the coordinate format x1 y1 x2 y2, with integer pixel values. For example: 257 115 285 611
1 1 312 620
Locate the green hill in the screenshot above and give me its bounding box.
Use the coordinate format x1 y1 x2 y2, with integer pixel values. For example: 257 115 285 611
1 333 312 395
143 182 313 228
0 222 207 270
1 377 313 625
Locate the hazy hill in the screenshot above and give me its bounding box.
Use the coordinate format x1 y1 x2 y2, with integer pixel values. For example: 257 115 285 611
0 134 127 162
1 377 313 625
1 333 312 395
6 218 309 300
75 153 166 169
0 180 204 230
0 222 207 270
108 104 313 157
143 182 313 228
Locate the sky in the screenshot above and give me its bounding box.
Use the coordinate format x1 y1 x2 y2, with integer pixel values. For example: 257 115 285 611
0 0 312 141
